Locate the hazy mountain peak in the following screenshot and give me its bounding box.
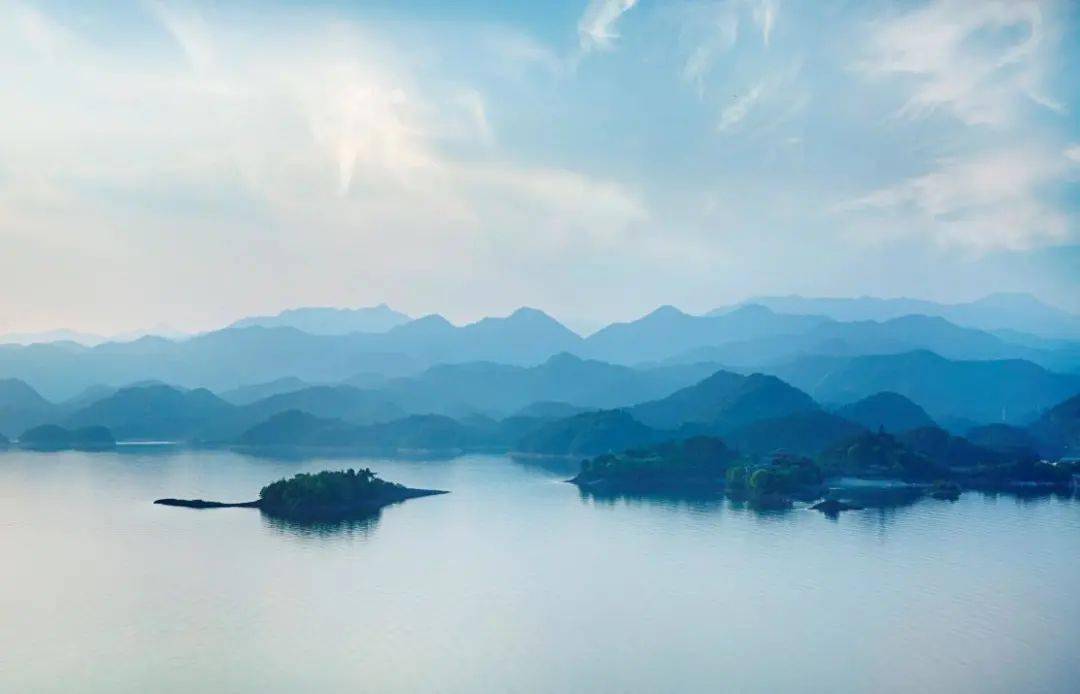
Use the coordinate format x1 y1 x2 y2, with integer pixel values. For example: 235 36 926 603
229 304 411 335
508 306 552 320
0 378 50 408
470 307 576 332
390 314 456 335
0 330 108 347
727 293 1080 339
543 352 586 367
836 391 936 433
974 292 1047 308
630 367 818 431
645 305 689 320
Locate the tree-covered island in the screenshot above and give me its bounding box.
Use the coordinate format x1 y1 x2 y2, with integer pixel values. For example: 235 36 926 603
570 429 1079 513
156 468 447 520
18 424 116 451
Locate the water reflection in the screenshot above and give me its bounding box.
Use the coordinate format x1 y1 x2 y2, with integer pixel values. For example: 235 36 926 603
260 508 382 540
823 484 924 509
572 480 980 530
3 449 1080 692
576 485 723 507
576 486 726 514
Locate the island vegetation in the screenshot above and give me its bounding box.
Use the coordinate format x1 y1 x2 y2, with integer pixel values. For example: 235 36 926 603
724 453 824 509
19 424 116 451
570 423 1079 513
156 468 447 520
570 437 737 494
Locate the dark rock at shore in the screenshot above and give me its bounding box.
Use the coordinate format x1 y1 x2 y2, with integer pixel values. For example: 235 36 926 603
750 493 794 511
811 499 865 515
154 498 260 509
930 482 962 501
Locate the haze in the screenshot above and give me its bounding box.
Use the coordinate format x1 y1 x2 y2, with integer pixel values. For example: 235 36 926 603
2 0 1078 337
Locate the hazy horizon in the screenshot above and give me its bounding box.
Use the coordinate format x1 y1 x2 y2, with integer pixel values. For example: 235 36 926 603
2 290 1078 344
3 0 1079 333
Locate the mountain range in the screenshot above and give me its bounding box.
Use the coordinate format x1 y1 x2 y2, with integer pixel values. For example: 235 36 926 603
0 295 1076 456
1 353 1076 465
715 293 1080 340
4 299 1077 402
767 350 1080 428
668 313 1079 372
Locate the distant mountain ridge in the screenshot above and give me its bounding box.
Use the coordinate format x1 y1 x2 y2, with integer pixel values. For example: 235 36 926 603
381 353 722 417
768 350 1080 427
715 293 1080 340
583 305 830 364
630 370 820 433
835 392 936 433
0 308 582 400
1029 394 1080 457
1 298 1078 402
5 356 1076 463
670 313 1077 372
228 304 411 335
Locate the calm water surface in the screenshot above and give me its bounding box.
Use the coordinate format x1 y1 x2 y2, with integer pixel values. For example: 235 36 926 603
2 449 1078 693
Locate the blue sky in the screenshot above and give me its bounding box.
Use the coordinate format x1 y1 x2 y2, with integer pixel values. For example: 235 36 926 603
1 0 1078 334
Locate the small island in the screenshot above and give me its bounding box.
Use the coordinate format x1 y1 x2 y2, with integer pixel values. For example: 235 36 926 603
18 424 116 451
569 437 736 494
156 468 447 520
568 426 1080 513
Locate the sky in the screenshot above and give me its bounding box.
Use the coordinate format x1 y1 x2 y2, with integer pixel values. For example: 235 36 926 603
1 0 1078 335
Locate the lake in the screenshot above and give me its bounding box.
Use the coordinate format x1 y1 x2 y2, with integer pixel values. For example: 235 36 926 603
2 448 1078 693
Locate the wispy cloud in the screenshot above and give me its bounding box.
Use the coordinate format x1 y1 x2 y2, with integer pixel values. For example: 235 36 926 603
856 0 1061 127
146 0 216 72
753 0 777 48
715 59 805 136
678 0 780 89
838 146 1080 251
717 83 764 131
675 0 796 135
578 0 639 52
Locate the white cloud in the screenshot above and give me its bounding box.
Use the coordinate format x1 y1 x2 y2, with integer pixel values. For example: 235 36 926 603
713 59 805 135
838 147 1079 251
857 0 1060 127
717 83 764 131
146 0 216 73
676 0 795 133
9 2 70 58
680 8 739 94
753 0 777 47
454 90 495 148
578 0 639 52
0 1 648 332
678 0 780 89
